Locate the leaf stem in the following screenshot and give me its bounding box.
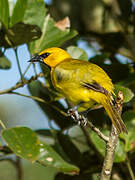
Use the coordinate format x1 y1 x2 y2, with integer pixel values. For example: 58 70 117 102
126 155 135 180
22 63 31 77
14 48 24 82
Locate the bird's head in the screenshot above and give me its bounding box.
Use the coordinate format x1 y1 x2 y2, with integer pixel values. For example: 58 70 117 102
29 47 71 68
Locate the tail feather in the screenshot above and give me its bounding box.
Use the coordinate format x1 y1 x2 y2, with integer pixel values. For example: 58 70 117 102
102 98 128 134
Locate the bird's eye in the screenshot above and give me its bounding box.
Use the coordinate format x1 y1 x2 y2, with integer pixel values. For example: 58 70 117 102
40 52 50 59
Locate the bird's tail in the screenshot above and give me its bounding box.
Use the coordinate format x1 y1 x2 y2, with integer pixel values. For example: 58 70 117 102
102 97 128 134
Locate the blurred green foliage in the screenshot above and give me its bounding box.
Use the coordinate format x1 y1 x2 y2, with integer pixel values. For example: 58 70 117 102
0 0 135 179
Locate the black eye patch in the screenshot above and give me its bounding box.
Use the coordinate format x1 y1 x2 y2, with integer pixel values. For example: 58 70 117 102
40 52 50 59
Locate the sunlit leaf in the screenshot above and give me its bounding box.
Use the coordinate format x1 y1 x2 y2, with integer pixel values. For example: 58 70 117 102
67 46 88 61
0 0 9 28
24 0 46 29
29 16 78 54
114 84 134 103
8 0 14 16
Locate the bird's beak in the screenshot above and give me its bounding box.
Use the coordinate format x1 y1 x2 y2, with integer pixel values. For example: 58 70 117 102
28 54 43 63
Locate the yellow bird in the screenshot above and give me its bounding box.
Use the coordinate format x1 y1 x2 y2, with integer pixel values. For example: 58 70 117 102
29 47 127 134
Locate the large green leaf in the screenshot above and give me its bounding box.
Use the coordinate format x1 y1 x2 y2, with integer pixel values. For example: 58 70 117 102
0 0 9 28
90 130 126 162
114 84 134 103
2 127 40 161
2 127 79 174
0 22 41 48
10 0 28 27
120 111 135 152
23 0 46 29
38 143 79 174
67 46 88 61
0 55 11 69
29 16 78 54
8 0 14 16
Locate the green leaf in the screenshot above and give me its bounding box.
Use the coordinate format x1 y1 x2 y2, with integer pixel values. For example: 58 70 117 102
2 127 41 161
67 46 88 60
0 0 9 28
38 143 79 175
8 0 14 16
90 131 106 157
0 22 41 48
114 140 126 163
114 84 134 103
29 16 78 54
120 111 135 152
10 0 28 27
2 127 79 174
0 56 11 69
90 130 126 162
23 0 46 29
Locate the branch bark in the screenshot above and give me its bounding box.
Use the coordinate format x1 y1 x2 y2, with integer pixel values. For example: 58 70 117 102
0 73 44 95
100 91 124 180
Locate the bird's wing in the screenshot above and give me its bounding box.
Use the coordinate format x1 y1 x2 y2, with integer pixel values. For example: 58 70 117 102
53 59 113 94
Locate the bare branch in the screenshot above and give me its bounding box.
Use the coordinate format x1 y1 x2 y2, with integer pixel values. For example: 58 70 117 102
0 72 44 95
100 91 124 180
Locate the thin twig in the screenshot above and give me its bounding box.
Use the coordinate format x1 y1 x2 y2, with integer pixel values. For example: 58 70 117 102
100 91 124 180
9 91 67 117
0 119 6 129
22 63 31 78
126 155 135 180
87 121 109 142
0 72 44 95
32 63 37 76
16 157 23 180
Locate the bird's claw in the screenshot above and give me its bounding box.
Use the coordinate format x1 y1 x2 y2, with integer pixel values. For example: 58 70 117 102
67 109 80 121
80 116 87 126
67 109 87 126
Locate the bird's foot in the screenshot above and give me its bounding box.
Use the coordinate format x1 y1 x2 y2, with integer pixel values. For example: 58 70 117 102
67 109 87 126
80 115 87 126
